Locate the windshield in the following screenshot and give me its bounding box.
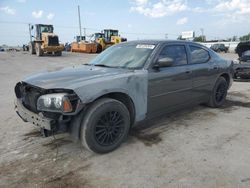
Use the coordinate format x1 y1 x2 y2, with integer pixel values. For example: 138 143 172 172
40 25 53 33
88 44 155 69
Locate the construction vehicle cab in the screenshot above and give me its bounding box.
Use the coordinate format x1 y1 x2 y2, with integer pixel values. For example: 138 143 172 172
95 29 127 53
29 24 64 56
104 29 118 42
76 36 86 42
94 33 104 41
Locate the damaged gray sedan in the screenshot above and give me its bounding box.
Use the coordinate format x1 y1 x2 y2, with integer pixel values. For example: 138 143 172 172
15 40 233 153
234 41 250 79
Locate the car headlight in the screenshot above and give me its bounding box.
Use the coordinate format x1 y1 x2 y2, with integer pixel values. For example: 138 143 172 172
37 93 73 113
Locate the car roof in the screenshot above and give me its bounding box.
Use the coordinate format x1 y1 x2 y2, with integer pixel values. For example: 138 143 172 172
121 40 203 46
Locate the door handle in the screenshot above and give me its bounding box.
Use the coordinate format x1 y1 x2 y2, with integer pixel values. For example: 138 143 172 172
185 70 191 74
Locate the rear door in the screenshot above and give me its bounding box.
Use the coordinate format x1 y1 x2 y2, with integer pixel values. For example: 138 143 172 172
147 43 193 116
187 45 219 101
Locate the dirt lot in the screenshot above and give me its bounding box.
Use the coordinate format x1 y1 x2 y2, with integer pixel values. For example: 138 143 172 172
0 51 250 188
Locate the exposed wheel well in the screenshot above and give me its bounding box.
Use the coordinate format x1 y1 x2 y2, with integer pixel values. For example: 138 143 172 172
220 73 230 86
96 92 136 126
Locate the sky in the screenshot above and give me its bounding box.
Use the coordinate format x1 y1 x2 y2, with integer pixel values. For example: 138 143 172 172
0 0 250 46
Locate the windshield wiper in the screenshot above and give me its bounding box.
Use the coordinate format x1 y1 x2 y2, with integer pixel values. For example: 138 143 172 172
93 64 113 68
86 64 128 69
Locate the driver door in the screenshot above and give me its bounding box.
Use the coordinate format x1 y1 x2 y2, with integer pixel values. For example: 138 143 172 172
147 44 193 117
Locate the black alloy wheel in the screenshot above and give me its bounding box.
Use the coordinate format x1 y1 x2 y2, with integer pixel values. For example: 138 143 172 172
80 98 130 153
215 82 227 103
94 111 125 146
207 76 228 108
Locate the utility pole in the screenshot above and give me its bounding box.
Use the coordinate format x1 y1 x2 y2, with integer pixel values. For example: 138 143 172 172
78 5 82 41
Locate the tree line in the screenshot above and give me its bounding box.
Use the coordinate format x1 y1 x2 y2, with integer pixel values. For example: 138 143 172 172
178 33 250 42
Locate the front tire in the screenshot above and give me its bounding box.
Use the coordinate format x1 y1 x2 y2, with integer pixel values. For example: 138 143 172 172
80 98 130 153
29 42 35 54
35 43 43 56
207 77 228 107
96 43 102 53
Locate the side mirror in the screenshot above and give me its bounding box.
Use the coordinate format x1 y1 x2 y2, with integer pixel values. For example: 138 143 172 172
31 25 34 30
154 57 173 69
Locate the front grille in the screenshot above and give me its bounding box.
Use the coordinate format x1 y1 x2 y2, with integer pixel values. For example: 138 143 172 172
15 83 42 113
23 90 40 113
48 36 59 46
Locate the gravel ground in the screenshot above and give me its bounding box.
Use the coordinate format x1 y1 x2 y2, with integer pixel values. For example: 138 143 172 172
0 51 250 188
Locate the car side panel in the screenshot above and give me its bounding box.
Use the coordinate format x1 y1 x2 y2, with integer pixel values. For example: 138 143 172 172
186 45 220 101
190 61 218 101
147 66 192 116
147 43 193 117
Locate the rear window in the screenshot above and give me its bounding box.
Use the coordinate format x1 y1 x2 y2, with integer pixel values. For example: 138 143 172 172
190 46 210 64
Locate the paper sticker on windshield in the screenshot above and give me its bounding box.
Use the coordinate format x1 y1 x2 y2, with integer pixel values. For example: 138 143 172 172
136 44 155 49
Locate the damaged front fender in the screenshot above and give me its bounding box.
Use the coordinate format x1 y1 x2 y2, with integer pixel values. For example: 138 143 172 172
73 70 148 122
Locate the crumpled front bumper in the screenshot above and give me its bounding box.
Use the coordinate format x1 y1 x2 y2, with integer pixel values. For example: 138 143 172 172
15 99 55 130
237 69 250 77
234 63 250 78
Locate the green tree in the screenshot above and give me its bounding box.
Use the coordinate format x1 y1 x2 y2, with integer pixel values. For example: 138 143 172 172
239 33 250 41
193 36 203 42
227 36 238 41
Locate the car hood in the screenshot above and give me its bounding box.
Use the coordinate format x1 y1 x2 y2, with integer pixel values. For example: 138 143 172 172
22 65 149 122
23 65 132 89
236 41 250 57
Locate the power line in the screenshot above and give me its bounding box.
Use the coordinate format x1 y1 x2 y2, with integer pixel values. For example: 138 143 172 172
0 21 29 24
0 20 178 37
0 20 243 40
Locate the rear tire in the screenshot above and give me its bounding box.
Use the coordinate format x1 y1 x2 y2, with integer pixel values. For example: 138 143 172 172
80 98 130 154
207 77 228 108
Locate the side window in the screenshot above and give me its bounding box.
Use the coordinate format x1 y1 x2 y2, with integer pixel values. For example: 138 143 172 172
158 45 187 66
190 46 210 64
